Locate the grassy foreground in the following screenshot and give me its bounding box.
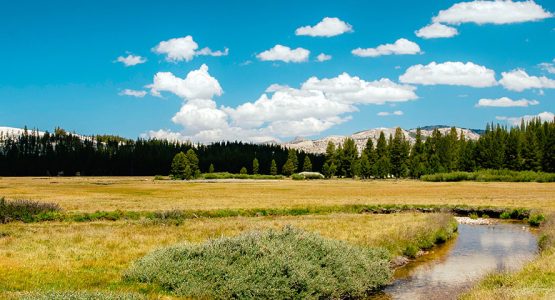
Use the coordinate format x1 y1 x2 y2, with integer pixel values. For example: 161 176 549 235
462 214 555 300
0 213 454 298
0 177 554 212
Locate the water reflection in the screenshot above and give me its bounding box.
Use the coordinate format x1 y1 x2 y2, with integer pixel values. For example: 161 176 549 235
376 223 537 300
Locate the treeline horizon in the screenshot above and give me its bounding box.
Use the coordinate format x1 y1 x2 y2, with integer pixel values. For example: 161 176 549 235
0 128 324 176
0 118 553 177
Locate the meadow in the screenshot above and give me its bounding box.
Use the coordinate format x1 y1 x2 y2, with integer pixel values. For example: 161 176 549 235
0 177 554 299
0 177 554 212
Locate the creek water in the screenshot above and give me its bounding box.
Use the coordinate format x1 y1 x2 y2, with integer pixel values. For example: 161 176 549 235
374 222 538 300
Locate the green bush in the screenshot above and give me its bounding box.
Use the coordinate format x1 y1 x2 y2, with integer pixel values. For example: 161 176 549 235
153 175 166 180
18 291 145 300
0 198 62 223
291 173 305 180
500 211 511 219
420 170 555 182
528 214 545 227
403 244 419 258
125 226 391 299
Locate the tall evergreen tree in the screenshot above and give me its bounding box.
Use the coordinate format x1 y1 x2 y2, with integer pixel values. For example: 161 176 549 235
270 159 278 175
375 132 390 178
252 158 259 174
170 152 189 180
303 156 312 172
389 127 409 178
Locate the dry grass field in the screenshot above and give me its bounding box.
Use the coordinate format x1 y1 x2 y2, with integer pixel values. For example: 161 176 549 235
0 213 451 297
0 177 554 212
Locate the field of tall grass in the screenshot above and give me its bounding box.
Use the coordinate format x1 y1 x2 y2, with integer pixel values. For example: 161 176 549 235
0 177 553 212
0 213 455 299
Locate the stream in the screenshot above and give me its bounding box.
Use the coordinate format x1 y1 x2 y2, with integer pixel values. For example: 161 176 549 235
374 221 538 300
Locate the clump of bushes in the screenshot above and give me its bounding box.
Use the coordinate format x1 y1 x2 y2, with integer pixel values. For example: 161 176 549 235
18 291 145 300
124 226 391 299
0 197 62 223
420 170 555 182
538 214 555 251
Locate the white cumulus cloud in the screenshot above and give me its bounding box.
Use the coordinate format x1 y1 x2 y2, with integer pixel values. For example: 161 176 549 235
295 17 353 37
415 23 459 39
116 54 147 66
352 38 422 57
499 69 555 91
476 97 539 107
257 45 310 63
433 0 553 25
144 65 417 142
496 111 554 125
377 110 404 116
399 61 497 87
316 53 332 62
153 36 228 62
147 64 223 99
119 89 147 98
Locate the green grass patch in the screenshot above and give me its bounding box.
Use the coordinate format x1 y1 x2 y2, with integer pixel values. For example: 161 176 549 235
124 226 391 299
420 170 555 182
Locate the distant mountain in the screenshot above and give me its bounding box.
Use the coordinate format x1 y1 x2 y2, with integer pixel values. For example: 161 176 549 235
283 126 482 154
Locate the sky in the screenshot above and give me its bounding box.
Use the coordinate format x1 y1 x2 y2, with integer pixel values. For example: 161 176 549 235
0 0 554 142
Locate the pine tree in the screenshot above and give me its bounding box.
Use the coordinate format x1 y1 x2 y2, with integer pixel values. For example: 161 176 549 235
170 152 189 180
208 163 215 173
359 153 372 179
409 128 426 178
303 156 312 172
252 158 259 174
375 132 390 178
340 138 358 178
389 127 409 178
363 138 378 178
186 149 199 177
240 166 248 174
270 159 278 175
282 159 295 176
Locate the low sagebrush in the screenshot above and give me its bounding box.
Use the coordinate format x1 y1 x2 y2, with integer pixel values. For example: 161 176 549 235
124 226 391 299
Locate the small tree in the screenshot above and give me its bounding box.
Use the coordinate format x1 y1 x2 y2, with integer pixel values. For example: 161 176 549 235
252 158 259 174
240 167 248 174
282 159 295 176
270 159 278 175
303 156 312 172
208 163 215 173
186 149 199 178
170 152 189 180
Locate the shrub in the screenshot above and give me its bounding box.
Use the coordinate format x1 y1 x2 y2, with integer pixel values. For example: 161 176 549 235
469 213 479 220
500 211 511 219
528 214 545 227
403 244 419 258
0 198 62 223
125 226 391 299
291 173 305 180
153 175 166 180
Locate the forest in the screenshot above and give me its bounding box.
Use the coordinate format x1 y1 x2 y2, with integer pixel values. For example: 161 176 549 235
0 118 553 177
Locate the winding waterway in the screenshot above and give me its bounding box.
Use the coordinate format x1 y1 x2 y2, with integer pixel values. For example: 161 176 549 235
375 222 538 300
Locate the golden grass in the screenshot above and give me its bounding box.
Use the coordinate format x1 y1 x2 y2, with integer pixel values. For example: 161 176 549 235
0 213 449 296
0 177 553 212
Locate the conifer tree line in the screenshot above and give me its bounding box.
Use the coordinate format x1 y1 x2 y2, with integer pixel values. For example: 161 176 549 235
322 118 555 178
0 128 323 176
0 118 553 177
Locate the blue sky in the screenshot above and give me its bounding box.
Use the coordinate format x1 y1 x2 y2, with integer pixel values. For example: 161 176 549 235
0 0 554 141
